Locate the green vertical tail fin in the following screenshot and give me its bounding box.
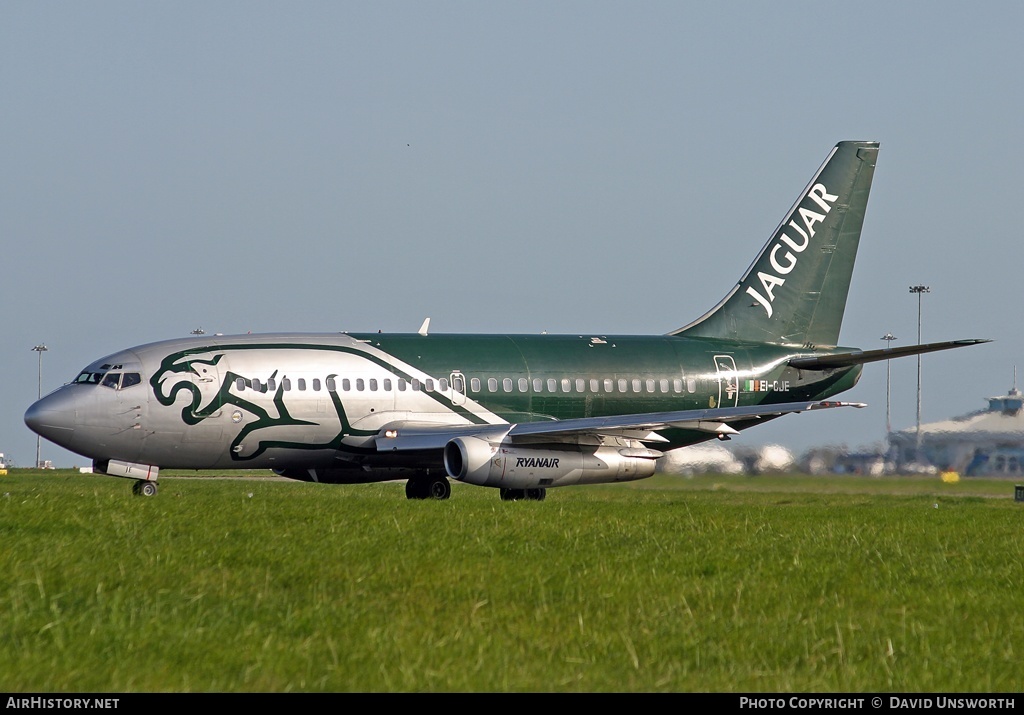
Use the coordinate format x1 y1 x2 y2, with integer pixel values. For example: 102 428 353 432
672 141 879 347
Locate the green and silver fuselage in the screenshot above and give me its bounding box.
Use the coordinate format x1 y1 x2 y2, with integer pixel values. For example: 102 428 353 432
25 331 861 474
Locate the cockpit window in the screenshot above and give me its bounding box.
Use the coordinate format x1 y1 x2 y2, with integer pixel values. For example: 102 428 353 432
78 371 141 389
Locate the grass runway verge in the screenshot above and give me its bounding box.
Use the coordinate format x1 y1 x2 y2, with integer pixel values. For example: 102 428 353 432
1 470 1022 692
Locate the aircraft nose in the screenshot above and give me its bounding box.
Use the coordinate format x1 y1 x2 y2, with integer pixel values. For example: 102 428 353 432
24 389 77 446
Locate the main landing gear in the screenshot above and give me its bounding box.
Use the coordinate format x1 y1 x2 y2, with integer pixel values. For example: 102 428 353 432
131 480 158 497
403 475 547 502
405 473 452 500
500 488 547 501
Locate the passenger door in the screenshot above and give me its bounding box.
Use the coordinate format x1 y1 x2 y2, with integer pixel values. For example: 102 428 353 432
714 355 739 408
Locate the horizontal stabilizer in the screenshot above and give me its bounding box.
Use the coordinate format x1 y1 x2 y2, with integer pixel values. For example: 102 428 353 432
788 339 991 370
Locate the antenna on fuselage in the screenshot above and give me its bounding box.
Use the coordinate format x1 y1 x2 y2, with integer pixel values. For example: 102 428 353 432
418 318 430 336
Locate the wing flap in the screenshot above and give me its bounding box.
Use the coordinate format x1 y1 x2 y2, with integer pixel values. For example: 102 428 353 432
505 400 864 440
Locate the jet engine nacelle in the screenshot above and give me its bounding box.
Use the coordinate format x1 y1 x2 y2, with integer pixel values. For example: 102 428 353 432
443 436 660 489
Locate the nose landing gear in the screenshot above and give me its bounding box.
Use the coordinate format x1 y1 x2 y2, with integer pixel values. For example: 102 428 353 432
131 480 158 497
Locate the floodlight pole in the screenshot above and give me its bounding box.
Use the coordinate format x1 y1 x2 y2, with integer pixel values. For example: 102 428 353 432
881 332 897 436
32 344 48 469
909 285 930 461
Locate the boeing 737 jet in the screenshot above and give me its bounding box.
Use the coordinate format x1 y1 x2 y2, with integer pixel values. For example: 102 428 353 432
24 141 987 499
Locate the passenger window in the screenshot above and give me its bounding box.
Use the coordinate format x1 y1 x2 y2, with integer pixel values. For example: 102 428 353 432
576 378 586 392
298 378 306 391
267 378 276 391
533 378 543 392
590 379 599 392
398 378 408 391
327 377 337 391
355 378 364 391
618 379 627 393
452 375 465 393
342 378 351 391
503 378 513 392
659 379 669 393
313 379 321 391
488 378 498 392
424 379 434 392
687 378 696 393
561 379 571 393
411 379 421 391
470 378 481 392
439 378 449 392
547 378 557 393
252 378 263 392
236 377 245 391
604 378 613 392
369 379 378 391
632 379 642 393
383 379 392 391
282 378 291 391
646 379 655 393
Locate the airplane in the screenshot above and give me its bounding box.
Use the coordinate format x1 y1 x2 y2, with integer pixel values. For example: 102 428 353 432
24 140 988 500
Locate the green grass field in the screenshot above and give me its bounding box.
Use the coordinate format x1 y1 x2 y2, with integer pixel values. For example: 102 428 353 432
1 470 1022 692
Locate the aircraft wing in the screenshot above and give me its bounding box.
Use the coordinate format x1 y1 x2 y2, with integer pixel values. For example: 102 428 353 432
373 400 865 452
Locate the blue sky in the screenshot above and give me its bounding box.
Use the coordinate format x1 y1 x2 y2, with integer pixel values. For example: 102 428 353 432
3 2 1021 467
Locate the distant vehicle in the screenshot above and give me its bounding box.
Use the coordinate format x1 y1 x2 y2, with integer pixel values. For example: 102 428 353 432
658 444 744 475
0 452 7 475
752 444 796 474
25 141 988 499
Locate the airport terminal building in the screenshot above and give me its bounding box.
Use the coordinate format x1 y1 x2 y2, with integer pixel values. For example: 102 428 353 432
888 385 1024 476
